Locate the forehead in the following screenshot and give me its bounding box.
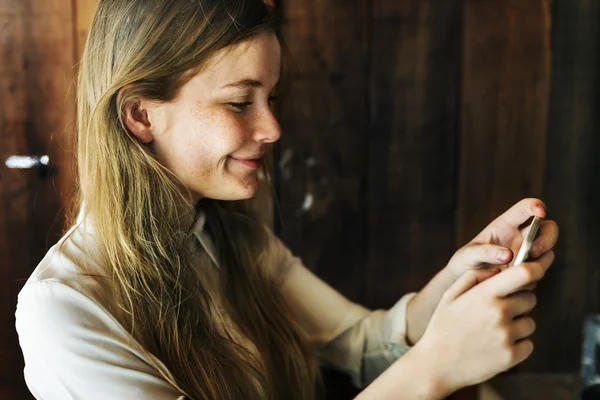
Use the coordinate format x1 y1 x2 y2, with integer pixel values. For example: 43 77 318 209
189 32 281 91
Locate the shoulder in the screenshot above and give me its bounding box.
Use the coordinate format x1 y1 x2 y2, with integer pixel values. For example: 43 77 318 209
15 219 183 398
17 279 112 336
24 220 120 316
27 221 103 283
15 280 133 366
16 222 141 361
16 276 181 399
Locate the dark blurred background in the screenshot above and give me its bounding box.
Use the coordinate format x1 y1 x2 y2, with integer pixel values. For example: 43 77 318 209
1 1 599 399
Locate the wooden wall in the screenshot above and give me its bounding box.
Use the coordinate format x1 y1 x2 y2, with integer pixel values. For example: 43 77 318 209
0 0 95 397
276 0 600 397
1 1 76 398
539 0 600 374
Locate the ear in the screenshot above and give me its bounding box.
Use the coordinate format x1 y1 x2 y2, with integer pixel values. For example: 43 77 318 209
118 87 153 144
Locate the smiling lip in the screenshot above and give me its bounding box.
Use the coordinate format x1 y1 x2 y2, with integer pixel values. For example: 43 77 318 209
229 154 264 169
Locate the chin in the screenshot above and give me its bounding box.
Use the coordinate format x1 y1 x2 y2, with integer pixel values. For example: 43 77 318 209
214 183 259 201
236 184 259 200
201 174 260 201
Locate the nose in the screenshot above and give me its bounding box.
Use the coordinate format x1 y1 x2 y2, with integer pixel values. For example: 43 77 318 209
252 107 281 144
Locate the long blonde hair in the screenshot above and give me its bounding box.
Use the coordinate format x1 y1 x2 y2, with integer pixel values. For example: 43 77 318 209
73 0 319 398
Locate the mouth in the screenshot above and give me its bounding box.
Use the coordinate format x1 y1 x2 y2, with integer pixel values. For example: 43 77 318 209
229 154 264 169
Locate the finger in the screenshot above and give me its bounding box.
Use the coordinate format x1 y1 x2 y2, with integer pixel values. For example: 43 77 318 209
509 317 536 342
502 291 537 319
455 243 513 268
472 198 547 244
521 282 537 291
495 198 547 230
507 339 534 368
480 251 555 298
530 220 559 259
443 268 501 301
536 249 555 273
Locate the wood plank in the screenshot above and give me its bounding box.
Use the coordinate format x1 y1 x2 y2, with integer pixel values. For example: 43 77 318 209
0 5 29 391
367 1 464 396
458 0 551 245
75 0 99 60
366 0 462 309
277 0 369 397
277 0 370 304
459 0 552 377
487 373 581 399
534 0 600 373
0 0 77 396
0 1 26 363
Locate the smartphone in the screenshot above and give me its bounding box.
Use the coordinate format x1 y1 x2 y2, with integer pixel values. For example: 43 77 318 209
513 216 543 266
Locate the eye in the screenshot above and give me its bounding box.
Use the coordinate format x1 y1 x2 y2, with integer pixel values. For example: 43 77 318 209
226 101 253 112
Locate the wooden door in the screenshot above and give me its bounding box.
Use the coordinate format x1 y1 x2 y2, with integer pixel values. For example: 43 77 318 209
0 0 85 397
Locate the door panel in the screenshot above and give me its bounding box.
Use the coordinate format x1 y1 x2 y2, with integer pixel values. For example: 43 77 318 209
0 1 77 396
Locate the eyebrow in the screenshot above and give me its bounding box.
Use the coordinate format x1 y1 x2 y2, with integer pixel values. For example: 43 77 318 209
220 79 264 89
220 78 280 90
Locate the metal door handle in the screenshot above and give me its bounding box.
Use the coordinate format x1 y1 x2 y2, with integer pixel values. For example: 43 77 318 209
4 155 57 178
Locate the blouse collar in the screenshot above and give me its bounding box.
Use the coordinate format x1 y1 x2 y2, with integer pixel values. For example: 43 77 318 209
190 210 219 268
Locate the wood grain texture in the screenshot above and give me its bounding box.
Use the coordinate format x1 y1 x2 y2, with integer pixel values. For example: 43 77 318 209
366 1 466 397
458 0 551 245
277 0 370 303
532 0 600 373
74 0 99 60
366 0 462 308
0 3 28 390
0 0 77 396
488 373 581 399
276 0 369 397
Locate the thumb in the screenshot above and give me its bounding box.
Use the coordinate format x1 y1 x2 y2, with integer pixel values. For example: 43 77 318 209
454 243 513 269
443 268 501 301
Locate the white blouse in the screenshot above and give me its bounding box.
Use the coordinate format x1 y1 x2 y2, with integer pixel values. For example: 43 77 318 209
15 211 416 399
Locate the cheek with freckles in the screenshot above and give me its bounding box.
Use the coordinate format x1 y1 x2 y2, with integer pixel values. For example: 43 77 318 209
173 108 257 199
191 108 248 169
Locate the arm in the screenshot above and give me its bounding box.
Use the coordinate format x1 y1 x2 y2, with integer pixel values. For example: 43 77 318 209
273 236 417 387
358 248 555 400
354 344 451 400
405 267 456 345
16 281 184 400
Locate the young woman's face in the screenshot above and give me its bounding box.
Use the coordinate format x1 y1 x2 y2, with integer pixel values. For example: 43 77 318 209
146 32 281 202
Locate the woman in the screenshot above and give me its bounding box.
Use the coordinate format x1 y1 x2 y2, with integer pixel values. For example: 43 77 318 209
15 0 559 399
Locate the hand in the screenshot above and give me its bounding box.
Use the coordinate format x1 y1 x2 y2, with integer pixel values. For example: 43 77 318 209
446 198 559 288
415 250 554 394
404 198 558 346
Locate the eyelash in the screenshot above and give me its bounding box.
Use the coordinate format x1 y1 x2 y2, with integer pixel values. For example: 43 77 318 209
227 97 278 112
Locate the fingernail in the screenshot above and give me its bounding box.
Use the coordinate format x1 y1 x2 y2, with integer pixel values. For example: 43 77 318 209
497 249 511 261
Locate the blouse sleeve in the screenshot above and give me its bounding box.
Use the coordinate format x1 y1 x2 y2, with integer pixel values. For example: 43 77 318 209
270 234 418 388
15 280 185 400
